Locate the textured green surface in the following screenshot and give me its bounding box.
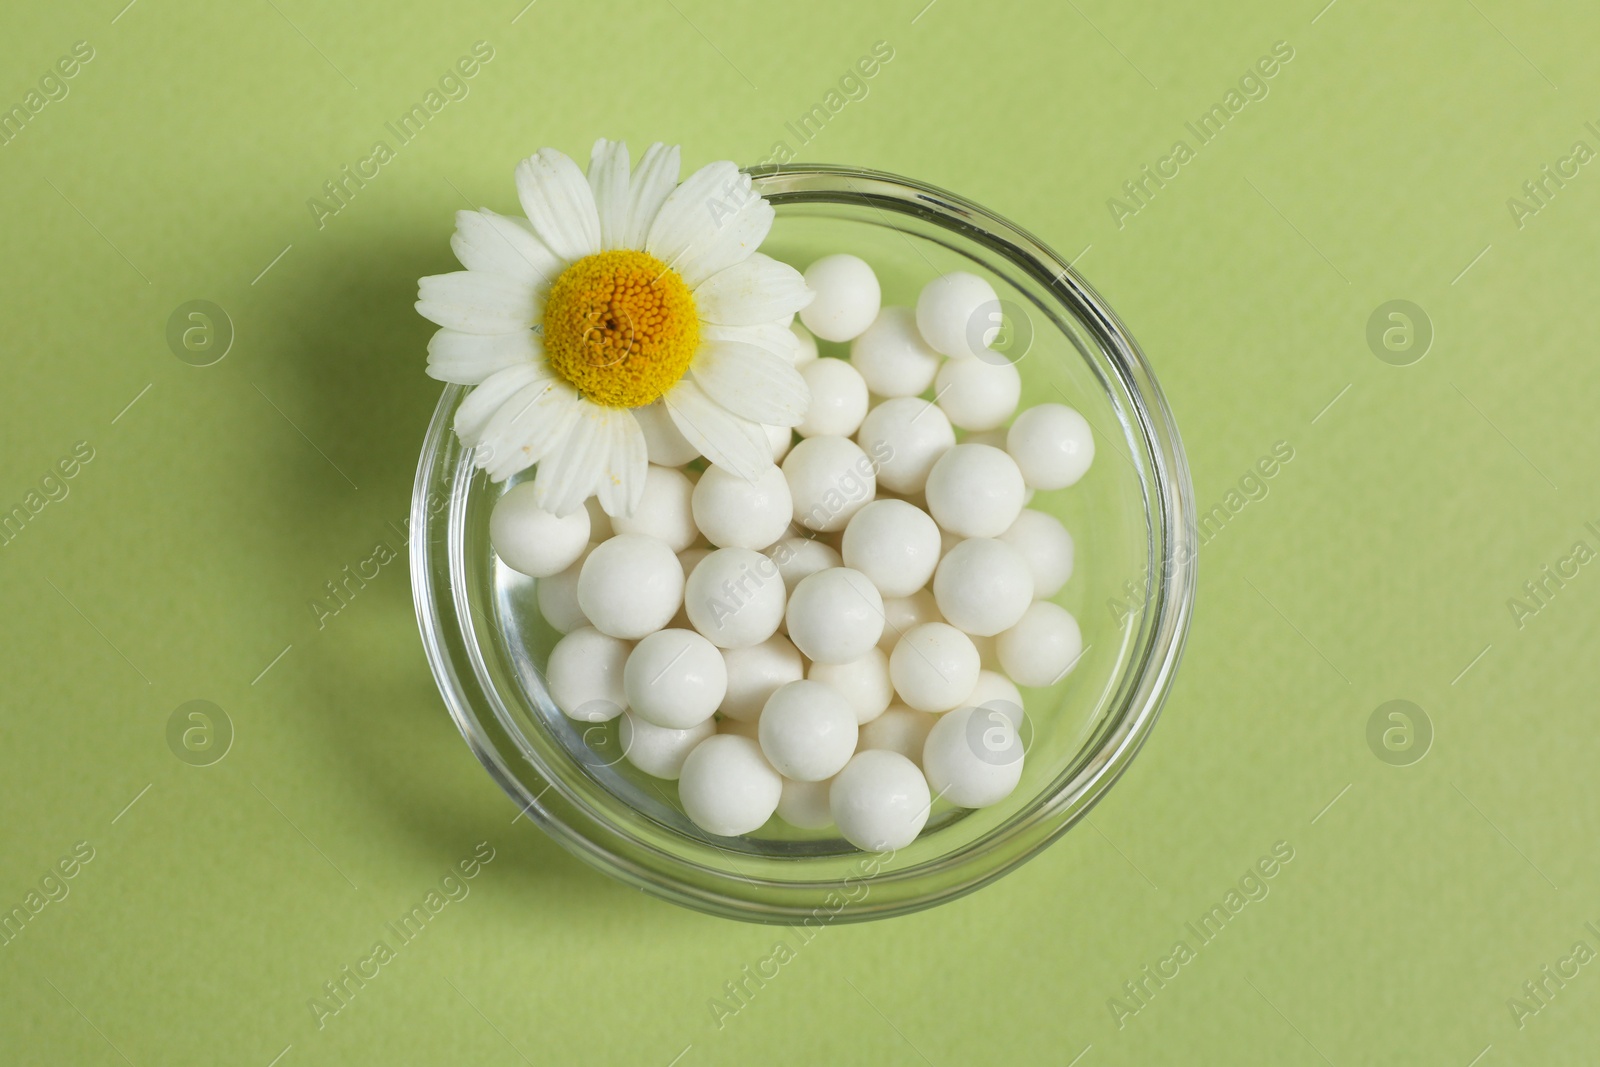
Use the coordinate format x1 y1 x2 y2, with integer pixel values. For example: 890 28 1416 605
3 1 1598 1063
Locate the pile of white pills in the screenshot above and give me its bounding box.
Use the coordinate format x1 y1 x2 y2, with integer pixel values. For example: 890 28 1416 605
490 255 1095 852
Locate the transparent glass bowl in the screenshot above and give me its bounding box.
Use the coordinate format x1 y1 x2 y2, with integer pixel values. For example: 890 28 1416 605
411 165 1196 923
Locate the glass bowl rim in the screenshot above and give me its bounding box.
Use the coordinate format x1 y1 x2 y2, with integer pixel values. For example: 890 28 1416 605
410 163 1197 924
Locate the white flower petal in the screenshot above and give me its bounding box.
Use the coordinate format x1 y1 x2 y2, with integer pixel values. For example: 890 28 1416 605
699 321 801 364
596 410 649 517
690 341 809 427
515 148 602 263
622 142 680 250
645 160 773 288
692 253 814 326
479 378 581 482
588 139 631 251
662 378 773 481
417 271 541 335
450 209 562 288
426 328 544 385
454 363 547 445
533 400 618 517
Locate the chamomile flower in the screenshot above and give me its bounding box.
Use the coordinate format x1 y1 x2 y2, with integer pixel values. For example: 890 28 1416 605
417 140 813 518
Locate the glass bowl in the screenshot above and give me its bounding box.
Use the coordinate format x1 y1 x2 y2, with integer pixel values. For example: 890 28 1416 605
411 164 1196 923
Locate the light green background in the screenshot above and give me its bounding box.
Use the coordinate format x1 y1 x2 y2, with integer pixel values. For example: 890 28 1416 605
3 0 1597 1063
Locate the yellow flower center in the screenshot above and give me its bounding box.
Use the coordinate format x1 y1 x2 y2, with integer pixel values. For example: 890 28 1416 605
541 249 699 408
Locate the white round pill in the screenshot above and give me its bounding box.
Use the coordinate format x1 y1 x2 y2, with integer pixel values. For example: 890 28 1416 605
611 465 697 552
856 397 955 496
924 444 1026 538
916 271 1001 359
963 670 1024 728
490 482 590 578
678 734 782 836
547 626 630 721
933 356 1020 431
776 776 834 829
684 547 786 649
997 602 1083 688
800 254 881 342
829 750 931 851
841 499 942 598
858 705 938 766
766 537 843 597
1007 403 1095 489
889 622 981 712
633 399 701 466
765 423 795 463
758 679 859 781
849 307 942 398
999 509 1075 598
782 435 877 533
797 358 870 438
692 464 792 551
623 628 728 729
789 320 819 366
536 545 592 633
619 712 715 779
922 705 1024 807
719 634 804 722
878 588 943 652
786 567 884 664
577 535 684 639
933 537 1034 637
808 646 893 724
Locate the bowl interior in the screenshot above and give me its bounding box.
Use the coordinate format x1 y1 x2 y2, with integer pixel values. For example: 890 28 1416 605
415 167 1193 921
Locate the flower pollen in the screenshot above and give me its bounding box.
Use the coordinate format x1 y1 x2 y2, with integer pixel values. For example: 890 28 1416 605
542 249 699 409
